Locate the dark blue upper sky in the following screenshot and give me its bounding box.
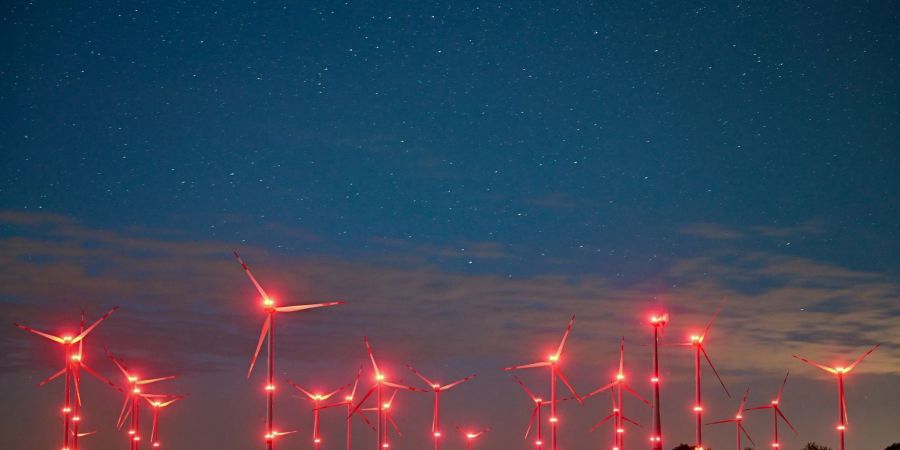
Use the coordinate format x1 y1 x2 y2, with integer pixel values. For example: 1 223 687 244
2 1 899 449
4 1 897 277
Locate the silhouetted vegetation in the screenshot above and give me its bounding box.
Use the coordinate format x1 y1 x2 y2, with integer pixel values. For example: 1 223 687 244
801 443 832 450
671 444 694 450
884 443 900 450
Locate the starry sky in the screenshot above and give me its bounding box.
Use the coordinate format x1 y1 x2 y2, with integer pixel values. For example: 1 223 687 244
1 1 899 449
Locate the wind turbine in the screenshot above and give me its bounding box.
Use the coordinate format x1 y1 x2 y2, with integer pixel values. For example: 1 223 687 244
362 388 404 449
145 395 186 448
406 364 476 450
72 310 121 450
502 315 583 450
793 343 881 450
233 251 344 450
671 305 731 450
349 337 427 450
14 306 118 450
106 350 176 450
707 388 755 450
582 337 649 450
455 424 491 450
318 366 378 450
746 372 797 450
289 380 346 450
647 313 667 450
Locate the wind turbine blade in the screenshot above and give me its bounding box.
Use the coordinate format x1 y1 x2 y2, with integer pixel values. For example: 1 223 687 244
432 397 438 434
707 418 737 425
792 354 838 374
275 302 343 313
845 343 881 373
233 251 271 300
701 346 731 398
622 383 651 406
556 368 583 404
317 402 345 410
588 413 615 432
72 306 119 343
105 350 131 379
159 396 184 407
322 384 346 400
151 411 158 444
510 375 539 401
364 337 381 376
440 374 476 391
79 311 85 356
116 395 131 429
738 387 750 414
348 386 376 418
247 316 270 379
388 414 402 436
36 367 66 387
14 323 65 344
503 361 550 371
776 407 798 435
740 423 756 446
350 365 363 399
288 381 316 400
137 375 176 385
584 381 616 399
618 336 625 377
356 410 377 431
744 405 773 411
74 369 82 406
81 362 118 390
553 315 576 360
77 431 97 438
383 380 427 392
405 364 435 387
842 395 849 426
776 371 790 403
701 301 725 340
621 414 643 427
524 405 538 439
387 389 399 405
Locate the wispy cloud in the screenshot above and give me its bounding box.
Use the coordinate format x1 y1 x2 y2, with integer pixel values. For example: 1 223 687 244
2 211 897 382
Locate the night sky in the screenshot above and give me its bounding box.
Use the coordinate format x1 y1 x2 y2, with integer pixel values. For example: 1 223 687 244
2 1 899 449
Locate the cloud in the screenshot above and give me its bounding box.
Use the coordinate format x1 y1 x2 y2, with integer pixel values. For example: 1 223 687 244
2 210 898 382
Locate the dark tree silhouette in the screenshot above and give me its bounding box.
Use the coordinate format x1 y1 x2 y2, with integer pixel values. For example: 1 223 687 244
671 445 694 450
884 444 900 450
801 443 833 450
